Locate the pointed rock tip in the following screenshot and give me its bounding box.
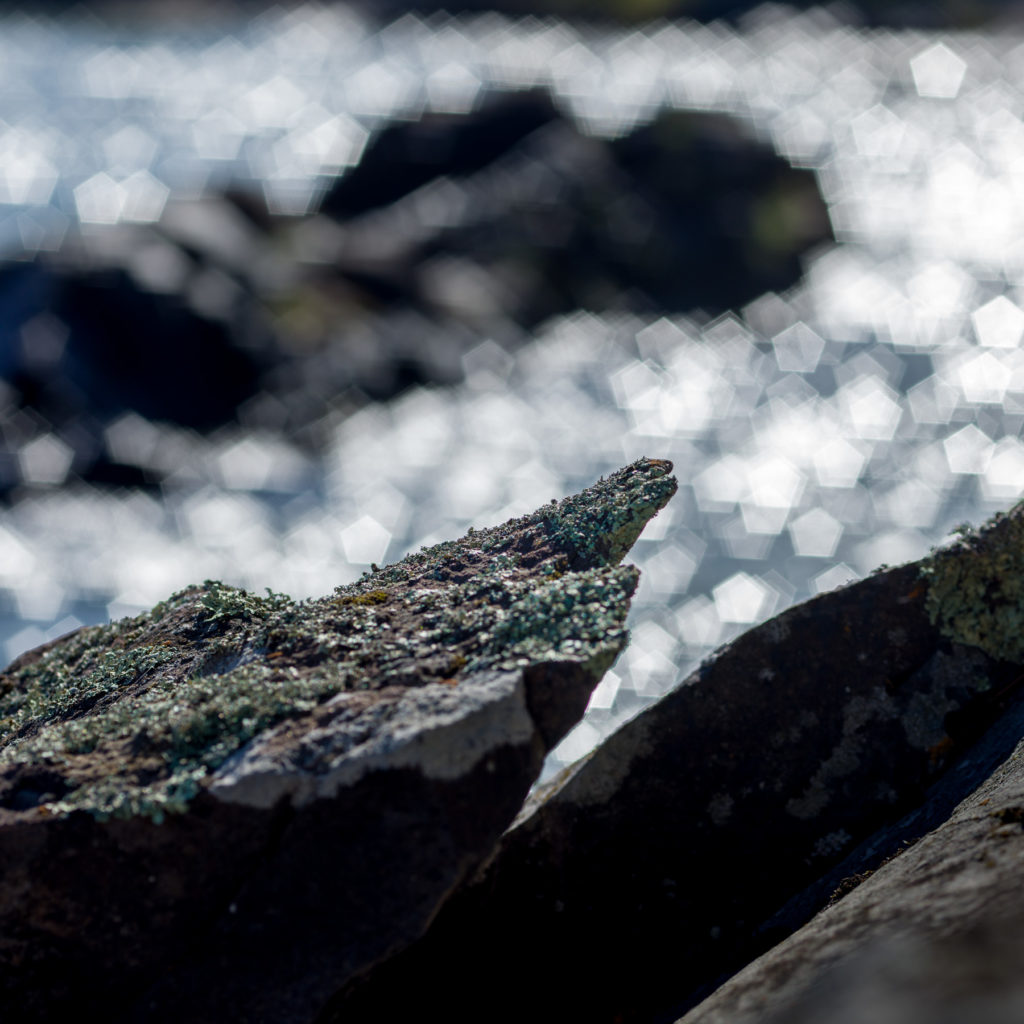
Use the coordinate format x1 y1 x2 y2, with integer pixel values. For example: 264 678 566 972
360 457 677 588
542 457 678 569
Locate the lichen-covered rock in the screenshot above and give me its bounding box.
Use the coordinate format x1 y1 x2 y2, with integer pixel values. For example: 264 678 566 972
330 500 1024 1024
0 458 675 1023
922 507 1024 662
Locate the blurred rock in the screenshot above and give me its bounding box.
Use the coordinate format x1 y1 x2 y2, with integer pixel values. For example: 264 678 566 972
0 458 676 1023
328 500 1024 1024
0 225 273 494
0 91 829 497
23 0 1022 31
358 0 1023 30
322 89 561 221
320 103 831 330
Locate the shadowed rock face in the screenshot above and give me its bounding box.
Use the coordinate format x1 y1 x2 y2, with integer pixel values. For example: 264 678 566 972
683 716 1024 1024
0 458 676 1024
680 505 1024 1024
328 500 1024 1024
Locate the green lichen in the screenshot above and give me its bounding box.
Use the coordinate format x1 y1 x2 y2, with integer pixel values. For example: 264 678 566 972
362 457 677 588
0 459 676 822
336 590 390 607
921 502 1024 663
541 458 677 567
199 581 291 624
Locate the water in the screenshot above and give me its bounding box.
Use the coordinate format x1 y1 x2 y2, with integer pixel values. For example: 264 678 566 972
1 3 1022 779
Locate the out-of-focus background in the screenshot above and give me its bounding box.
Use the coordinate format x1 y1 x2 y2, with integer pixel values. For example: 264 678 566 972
1 0 1022 778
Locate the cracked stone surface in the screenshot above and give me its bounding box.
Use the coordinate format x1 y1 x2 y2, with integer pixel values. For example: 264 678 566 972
0 457 676 1024
327 499 1024 1024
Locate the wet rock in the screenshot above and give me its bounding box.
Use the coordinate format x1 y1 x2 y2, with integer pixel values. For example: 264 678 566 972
329 501 1024 1024
0 457 676 1023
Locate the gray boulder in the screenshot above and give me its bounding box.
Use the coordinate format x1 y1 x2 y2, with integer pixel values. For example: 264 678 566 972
330 501 1024 1024
0 457 676 1023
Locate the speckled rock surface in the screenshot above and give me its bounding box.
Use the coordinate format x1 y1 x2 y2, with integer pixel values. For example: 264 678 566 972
0 458 675 1024
328 500 1024 1024
681 722 1024 1024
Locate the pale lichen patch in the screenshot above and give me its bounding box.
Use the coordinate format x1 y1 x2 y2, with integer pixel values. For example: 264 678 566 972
786 691 894 820
812 828 852 859
707 792 735 826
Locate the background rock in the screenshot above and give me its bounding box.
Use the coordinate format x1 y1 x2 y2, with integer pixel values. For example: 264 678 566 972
0 458 676 1023
320 100 829 331
0 94 829 499
356 0 1021 29
328 501 1024 1024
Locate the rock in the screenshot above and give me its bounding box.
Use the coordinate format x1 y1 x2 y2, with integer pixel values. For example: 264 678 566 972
681 708 1024 1024
321 105 831 332
321 89 561 221
329 501 1024 1024
0 457 676 1023
0 234 272 494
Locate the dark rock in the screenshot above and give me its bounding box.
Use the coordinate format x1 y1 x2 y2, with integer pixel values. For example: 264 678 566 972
0 228 274 496
355 0 1018 31
329 501 1024 1024
0 457 676 1023
321 105 831 331
322 89 561 221
0 225 272 434
681 712 1024 1024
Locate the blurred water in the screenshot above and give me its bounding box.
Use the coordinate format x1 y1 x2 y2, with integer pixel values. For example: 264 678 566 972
1 4 1023 778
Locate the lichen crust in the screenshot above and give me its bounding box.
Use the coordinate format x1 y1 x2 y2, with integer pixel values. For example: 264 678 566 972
0 459 675 822
920 501 1024 663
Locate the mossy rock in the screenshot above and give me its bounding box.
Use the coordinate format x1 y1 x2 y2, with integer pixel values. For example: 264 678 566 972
0 458 675 1024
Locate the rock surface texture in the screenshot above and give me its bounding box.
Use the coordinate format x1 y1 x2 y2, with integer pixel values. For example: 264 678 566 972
678 504 1024 1023
682 720 1024 1024
0 457 676 1023
330 501 1024 1024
